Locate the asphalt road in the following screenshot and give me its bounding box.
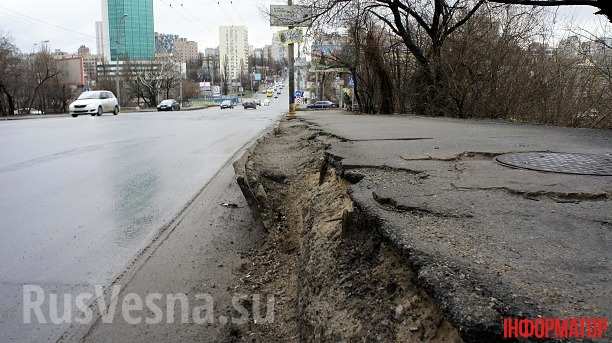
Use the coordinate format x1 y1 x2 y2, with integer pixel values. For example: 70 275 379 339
0 95 286 342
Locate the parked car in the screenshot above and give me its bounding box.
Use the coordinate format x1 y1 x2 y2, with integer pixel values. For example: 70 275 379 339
254 99 262 106
220 100 234 109
307 100 337 109
243 101 257 110
69 91 119 117
157 99 180 111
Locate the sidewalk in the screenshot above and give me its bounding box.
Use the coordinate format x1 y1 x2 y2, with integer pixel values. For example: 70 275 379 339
300 111 612 340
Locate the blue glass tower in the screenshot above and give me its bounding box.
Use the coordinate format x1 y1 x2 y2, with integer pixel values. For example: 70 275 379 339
104 0 155 61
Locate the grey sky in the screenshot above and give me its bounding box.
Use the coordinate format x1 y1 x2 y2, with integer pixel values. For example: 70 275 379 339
0 0 607 54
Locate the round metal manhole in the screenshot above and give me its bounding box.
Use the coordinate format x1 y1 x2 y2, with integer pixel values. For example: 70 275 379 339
495 152 612 176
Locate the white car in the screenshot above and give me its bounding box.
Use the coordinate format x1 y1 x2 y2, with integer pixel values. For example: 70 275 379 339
263 99 271 106
69 91 120 117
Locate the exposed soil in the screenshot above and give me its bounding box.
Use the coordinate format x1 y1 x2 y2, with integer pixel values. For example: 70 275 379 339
221 119 462 342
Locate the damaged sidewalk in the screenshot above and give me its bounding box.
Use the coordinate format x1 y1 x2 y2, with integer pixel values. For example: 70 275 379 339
230 112 612 342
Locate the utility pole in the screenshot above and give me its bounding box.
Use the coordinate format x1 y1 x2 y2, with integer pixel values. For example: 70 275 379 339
297 42 301 94
116 14 128 105
179 79 183 104
287 0 296 117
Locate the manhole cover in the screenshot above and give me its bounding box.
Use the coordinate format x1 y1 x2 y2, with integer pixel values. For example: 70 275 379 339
495 152 612 176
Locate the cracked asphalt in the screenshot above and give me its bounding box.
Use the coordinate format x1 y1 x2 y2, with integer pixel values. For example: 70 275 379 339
302 112 612 341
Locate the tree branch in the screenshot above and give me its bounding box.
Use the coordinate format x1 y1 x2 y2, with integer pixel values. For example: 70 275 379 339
487 0 610 22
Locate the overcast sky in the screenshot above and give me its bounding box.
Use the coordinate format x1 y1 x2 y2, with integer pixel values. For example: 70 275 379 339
0 0 607 54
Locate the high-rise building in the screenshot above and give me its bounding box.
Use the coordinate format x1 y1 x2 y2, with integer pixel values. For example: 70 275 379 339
155 32 178 54
154 33 198 62
95 21 107 61
82 55 99 85
78 45 91 56
558 36 581 57
271 33 288 63
205 48 219 57
219 26 249 80
101 0 155 61
202 48 220 84
175 38 199 62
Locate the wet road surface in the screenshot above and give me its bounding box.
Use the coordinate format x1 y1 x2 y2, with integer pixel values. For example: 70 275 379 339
0 98 285 342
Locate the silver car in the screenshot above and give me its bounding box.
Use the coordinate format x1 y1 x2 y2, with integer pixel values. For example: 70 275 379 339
69 91 120 117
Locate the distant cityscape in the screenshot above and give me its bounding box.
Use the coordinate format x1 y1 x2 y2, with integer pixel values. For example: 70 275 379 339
46 0 611 95
2 0 610 114
42 0 292 98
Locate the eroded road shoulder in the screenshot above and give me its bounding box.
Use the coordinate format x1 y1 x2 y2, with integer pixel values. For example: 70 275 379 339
228 119 462 342
231 113 612 342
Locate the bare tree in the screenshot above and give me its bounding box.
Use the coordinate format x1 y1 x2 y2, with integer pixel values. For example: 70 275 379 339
25 49 60 113
181 80 200 101
0 34 21 116
487 0 611 22
126 57 182 107
221 56 230 95
301 0 491 114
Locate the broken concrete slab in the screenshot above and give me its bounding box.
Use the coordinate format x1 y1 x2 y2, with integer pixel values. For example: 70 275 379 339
303 112 612 342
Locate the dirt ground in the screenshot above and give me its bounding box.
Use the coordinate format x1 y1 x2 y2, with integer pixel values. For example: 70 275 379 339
221 119 462 342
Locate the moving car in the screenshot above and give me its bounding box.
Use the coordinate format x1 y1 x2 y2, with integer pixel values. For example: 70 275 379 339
157 99 180 111
69 91 119 117
263 99 271 106
307 100 337 109
266 89 274 98
220 100 234 109
243 100 257 110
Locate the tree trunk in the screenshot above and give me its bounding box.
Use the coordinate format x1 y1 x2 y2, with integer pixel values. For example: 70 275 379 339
0 85 15 116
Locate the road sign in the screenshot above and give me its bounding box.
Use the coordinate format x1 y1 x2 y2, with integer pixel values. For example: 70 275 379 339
270 5 313 27
278 28 303 45
295 90 304 98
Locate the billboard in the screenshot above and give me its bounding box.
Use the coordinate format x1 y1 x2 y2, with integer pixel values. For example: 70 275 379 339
199 82 211 92
278 28 303 45
270 5 313 27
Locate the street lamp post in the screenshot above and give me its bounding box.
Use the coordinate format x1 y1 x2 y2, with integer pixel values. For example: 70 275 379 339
115 14 128 105
32 40 50 54
287 0 296 117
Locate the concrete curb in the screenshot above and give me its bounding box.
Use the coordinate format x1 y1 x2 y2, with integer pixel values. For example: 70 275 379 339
232 122 283 230
0 114 68 121
0 106 218 121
